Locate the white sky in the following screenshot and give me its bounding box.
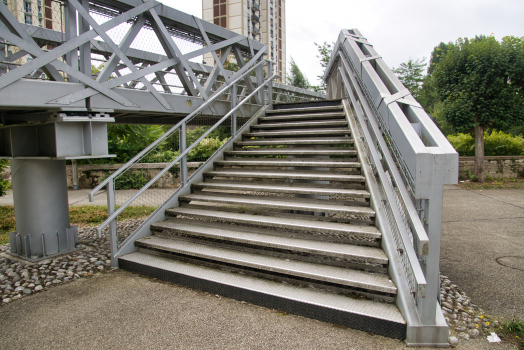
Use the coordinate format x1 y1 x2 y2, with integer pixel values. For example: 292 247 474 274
161 0 524 86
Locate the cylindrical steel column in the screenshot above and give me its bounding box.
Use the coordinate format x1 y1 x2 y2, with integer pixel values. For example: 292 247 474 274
10 159 74 258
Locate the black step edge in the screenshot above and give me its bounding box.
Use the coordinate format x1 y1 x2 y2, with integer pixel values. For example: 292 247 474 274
119 257 406 340
271 99 342 110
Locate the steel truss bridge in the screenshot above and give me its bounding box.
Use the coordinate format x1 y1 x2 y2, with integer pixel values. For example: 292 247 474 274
0 0 457 347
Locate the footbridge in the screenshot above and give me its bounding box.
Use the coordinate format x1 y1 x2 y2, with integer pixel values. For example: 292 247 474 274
0 0 458 346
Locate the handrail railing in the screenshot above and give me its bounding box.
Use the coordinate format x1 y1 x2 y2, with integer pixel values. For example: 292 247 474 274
96 71 277 236
88 59 267 202
324 29 458 331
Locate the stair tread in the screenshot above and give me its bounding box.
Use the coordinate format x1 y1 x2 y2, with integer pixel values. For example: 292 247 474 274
226 149 357 155
244 129 350 137
150 219 387 263
136 236 395 293
205 169 365 182
266 106 343 114
180 193 375 216
259 112 346 121
236 138 354 146
192 182 370 197
120 251 405 324
166 207 381 239
252 121 348 129
214 159 361 168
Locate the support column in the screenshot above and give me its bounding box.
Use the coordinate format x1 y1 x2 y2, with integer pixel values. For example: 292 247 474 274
9 159 78 260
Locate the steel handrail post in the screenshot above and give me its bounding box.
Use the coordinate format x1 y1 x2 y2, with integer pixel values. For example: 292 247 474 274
88 59 268 202
180 123 187 186
96 73 278 235
231 82 237 137
106 177 118 268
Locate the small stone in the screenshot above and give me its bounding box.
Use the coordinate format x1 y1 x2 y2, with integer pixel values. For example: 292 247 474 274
52 279 61 284
14 286 25 293
468 323 476 329
45 281 52 287
458 332 469 340
22 288 31 295
449 336 458 347
63 277 71 282
27 283 35 289
89 258 98 262
468 329 479 338
455 326 466 332
97 266 104 271
2 298 12 304
95 261 103 266
442 302 454 310
34 285 43 292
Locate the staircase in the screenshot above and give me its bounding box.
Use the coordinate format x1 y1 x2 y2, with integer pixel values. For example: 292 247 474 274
119 100 407 339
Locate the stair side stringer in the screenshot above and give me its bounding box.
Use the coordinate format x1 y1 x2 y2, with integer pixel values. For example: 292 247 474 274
113 105 271 261
342 99 449 347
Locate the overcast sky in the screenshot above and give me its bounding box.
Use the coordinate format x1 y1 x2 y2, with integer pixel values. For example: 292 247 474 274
161 0 524 86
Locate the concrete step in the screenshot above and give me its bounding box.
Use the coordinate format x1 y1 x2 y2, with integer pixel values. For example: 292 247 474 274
266 105 343 115
191 182 370 198
134 236 396 294
166 207 381 241
235 138 354 146
118 252 406 339
214 159 361 168
251 120 348 129
204 169 365 182
244 129 350 138
179 194 375 217
150 219 386 265
259 112 346 122
225 148 357 156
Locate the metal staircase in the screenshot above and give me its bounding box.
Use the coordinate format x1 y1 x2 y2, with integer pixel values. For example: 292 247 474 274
118 99 408 339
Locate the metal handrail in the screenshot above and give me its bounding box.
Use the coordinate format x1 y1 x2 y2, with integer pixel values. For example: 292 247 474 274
96 72 278 235
338 64 427 298
88 59 267 202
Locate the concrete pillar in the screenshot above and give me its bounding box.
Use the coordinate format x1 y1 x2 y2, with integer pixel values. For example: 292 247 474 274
9 159 78 260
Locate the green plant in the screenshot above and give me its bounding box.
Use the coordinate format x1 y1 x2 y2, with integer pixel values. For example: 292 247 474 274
0 160 11 197
465 170 477 182
105 170 151 190
188 137 227 162
502 318 524 349
447 131 524 156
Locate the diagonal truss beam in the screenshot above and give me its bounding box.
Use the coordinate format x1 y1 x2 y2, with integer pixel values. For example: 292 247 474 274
0 0 158 91
0 1 64 82
147 8 208 99
203 46 232 95
69 0 173 110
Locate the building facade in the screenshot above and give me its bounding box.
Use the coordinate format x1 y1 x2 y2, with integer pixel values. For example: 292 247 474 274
202 0 286 81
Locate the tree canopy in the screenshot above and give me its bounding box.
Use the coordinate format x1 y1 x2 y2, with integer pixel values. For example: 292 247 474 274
313 41 334 93
392 58 427 101
287 57 310 89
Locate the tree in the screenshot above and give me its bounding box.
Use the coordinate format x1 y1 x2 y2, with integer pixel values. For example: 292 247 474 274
433 35 524 182
287 57 310 89
313 41 334 93
392 58 427 101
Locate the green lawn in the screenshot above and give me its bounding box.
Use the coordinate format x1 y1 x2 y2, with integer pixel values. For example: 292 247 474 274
0 205 157 245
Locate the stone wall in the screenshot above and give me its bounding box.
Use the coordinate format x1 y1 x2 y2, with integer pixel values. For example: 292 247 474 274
65 162 203 189
458 156 524 180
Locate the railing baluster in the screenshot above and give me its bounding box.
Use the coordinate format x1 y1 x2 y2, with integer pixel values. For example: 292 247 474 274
180 123 187 187
106 177 118 268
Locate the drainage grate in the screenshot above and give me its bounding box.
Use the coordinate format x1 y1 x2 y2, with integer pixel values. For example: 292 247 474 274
496 256 524 271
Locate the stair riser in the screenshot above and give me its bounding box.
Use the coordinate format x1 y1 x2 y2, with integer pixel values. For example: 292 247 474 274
251 122 348 130
119 257 406 340
151 230 387 273
166 210 379 246
243 131 351 139
258 114 346 122
135 246 395 302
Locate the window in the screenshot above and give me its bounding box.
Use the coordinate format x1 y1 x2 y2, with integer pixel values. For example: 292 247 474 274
213 0 227 28
3 0 7 6
39 18 42 27
25 14 32 24
24 1 32 13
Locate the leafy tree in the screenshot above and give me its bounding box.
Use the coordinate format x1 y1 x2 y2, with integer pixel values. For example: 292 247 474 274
287 57 310 89
313 41 334 93
433 35 524 181
392 58 427 101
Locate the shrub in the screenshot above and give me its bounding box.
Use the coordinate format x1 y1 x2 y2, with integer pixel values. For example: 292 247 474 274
447 131 524 156
0 160 11 197
103 170 151 190
188 137 227 162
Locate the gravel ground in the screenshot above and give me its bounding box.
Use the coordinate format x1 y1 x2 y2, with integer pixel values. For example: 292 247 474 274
0 219 515 348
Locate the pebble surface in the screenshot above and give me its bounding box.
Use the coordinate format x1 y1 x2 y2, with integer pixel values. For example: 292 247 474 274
0 218 144 305
0 220 503 347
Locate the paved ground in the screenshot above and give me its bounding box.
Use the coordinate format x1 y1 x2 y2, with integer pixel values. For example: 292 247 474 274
0 271 514 350
0 188 173 207
440 185 524 320
0 185 522 349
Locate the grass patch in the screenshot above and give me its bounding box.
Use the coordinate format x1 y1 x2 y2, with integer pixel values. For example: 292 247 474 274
458 177 524 190
500 318 524 349
0 205 156 245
